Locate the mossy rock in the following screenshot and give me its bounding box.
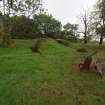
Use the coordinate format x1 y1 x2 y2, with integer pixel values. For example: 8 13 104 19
31 38 42 53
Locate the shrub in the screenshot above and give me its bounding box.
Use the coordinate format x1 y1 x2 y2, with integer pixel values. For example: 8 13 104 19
1 34 14 47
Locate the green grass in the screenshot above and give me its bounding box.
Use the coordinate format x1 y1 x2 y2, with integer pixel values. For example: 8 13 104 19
0 38 105 105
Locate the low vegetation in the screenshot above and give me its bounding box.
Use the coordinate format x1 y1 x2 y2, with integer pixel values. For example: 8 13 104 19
56 39 70 46
0 38 105 105
0 0 105 105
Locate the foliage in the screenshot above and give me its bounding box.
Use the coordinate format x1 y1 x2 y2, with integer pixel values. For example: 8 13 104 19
95 0 105 44
0 15 14 47
2 15 11 33
63 23 78 36
1 33 14 47
0 0 43 16
10 15 38 39
62 23 79 42
97 0 105 21
33 14 62 38
0 14 62 39
96 24 105 35
15 0 43 17
0 0 44 40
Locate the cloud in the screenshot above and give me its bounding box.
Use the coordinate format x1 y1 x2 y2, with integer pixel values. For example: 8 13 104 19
44 0 97 24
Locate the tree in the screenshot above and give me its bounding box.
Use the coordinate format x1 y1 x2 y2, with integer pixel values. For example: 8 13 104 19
33 14 62 38
0 15 14 47
0 0 43 16
96 0 105 44
0 0 15 15
12 0 43 17
10 15 38 39
78 10 92 44
15 0 42 17
63 23 79 37
0 12 4 38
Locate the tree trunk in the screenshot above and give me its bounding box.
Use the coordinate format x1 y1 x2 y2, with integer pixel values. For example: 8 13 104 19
3 0 5 15
84 35 87 44
84 15 88 44
7 0 11 15
84 26 88 44
99 34 104 45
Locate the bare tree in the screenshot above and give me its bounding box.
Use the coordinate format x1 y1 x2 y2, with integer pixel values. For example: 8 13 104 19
78 10 93 44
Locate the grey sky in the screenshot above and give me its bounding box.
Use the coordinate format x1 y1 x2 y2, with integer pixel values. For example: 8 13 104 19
44 0 97 25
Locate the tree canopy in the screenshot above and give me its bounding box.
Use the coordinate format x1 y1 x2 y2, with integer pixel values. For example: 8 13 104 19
33 14 62 37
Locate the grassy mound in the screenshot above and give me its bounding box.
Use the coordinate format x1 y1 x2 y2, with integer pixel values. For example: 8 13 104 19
0 38 105 105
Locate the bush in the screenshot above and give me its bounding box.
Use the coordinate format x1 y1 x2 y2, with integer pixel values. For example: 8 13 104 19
10 16 38 39
1 34 14 47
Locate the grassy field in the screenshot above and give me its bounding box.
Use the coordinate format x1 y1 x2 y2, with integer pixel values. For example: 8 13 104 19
0 38 105 105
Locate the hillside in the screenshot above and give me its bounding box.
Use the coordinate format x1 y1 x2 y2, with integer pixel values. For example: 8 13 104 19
0 38 105 105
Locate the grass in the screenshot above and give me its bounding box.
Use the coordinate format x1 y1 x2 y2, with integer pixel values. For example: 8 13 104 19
0 38 105 105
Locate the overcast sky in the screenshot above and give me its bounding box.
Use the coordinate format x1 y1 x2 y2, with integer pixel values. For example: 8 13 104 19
44 0 97 25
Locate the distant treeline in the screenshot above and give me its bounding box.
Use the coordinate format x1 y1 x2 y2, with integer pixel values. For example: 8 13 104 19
0 14 62 39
